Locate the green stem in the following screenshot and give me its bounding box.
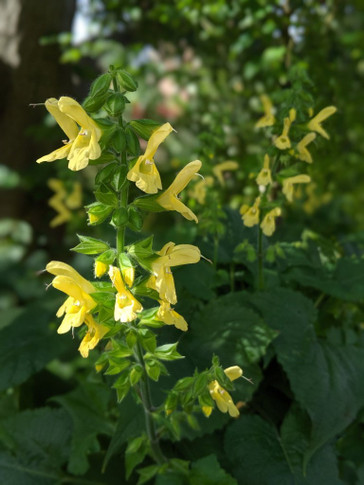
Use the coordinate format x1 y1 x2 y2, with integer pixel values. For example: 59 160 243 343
116 151 129 257
257 225 264 290
135 341 167 465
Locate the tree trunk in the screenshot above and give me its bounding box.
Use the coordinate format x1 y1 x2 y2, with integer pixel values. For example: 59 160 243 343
0 0 76 226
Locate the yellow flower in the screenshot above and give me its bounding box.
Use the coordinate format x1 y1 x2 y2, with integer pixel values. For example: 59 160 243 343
65 181 82 209
156 160 202 223
208 380 239 418
260 207 282 236
307 106 337 139
146 242 200 304
47 178 82 227
296 133 316 164
256 154 272 186
224 366 243 381
157 300 188 331
46 261 96 334
127 123 174 194
36 97 102 171
122 266 135 288
109 266 143 322
240 197 261 227
46 260 95 292
188 176 214 204
255 94 275 128
212 161 239 186
202 406 213 417
274 117 292 150
78 315 109 358
94 261 108 278
289 108 297 122
282 175 311 202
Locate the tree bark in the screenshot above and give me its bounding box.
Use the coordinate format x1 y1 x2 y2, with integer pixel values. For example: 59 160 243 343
0 0 76 225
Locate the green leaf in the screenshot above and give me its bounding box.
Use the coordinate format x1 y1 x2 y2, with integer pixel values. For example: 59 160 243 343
0 408 72 485
109 125 127 152
190 454 237 485
52 381 113 475
86 201 113 225
137 464 160 485
285 256 364 302
104 93 126 117
139 328 157 353
151 343 184 361
94 183 118 207
125 126 140 156
0 302 69 391
125 435 148 479
88 150 116 166
129 119 162 140
127 236 156 268
128 206 144 231
112 207 128 227
116 69 138 92
129 364 143 386
96 248 116 265
95 162 118 185
71 235 110 255
89 73 112 98
103 393 145 471
248 288 364 469
224 414 343 485
181 293 277 400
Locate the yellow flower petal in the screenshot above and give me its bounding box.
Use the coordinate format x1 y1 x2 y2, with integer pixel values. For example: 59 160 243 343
208 380 239 418
307 106 337 139
148 243 200 304
127 123 173 194
274 117 292 150
282 175 311 202
51 275 96 313
46 261 95 294
260 207 282 236
94 261 108 278
78 315 109 358
241 197 261 227
36 97 102 171
296 132 316 164
212 161 239 186
157 300 188 331
224 366 243 381
58 97 101 138
256 154 272 186
255 94 275 128
156 160 202 223
44 98 79 141
109 266 143 322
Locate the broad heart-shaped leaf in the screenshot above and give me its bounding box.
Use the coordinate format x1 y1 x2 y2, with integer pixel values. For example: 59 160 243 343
279 245 364 302
52 381 114 475
0 408 72 484
224 414 343 485
0 302 69 391
103 393 145 472
247 288 364 468
180 293 278 401
189 454 237 485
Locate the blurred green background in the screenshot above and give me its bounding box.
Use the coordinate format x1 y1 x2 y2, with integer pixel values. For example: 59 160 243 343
0 1 364 483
